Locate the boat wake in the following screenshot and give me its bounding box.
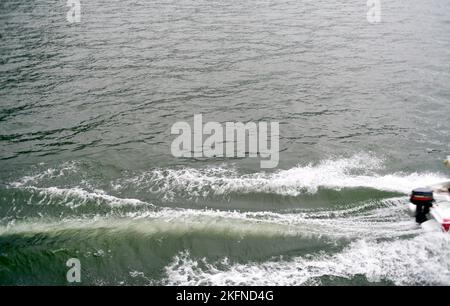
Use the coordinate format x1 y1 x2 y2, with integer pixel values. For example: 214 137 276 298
163 231 450 286
113 154 449 200
1 154 449 285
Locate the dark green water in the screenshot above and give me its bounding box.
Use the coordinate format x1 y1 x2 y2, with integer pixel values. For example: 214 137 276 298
1 0 450 285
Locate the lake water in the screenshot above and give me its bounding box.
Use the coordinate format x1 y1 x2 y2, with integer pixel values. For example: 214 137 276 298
1 0 450 285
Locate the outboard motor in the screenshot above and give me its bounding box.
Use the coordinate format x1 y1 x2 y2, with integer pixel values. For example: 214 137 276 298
410 187 434 223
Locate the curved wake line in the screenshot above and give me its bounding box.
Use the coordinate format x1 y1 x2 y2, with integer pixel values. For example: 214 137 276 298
117 154 449 199
163 232 450 286
0 194 420 240
20 186 152 208
8 154 449 200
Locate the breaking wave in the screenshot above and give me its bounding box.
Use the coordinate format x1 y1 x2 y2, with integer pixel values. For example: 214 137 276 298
115 154 449 199
163 232 450 286
8 154 449 202
0 194 419 241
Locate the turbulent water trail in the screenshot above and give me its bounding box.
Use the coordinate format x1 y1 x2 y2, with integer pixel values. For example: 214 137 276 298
0 197 420 240
113 154 449 200
163 232 450 286
9 154 449 198
1 154 449 285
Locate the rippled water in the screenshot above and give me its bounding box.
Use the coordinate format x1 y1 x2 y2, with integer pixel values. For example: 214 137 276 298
1 0 450 285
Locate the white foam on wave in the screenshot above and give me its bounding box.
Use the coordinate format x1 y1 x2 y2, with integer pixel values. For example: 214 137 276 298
0 187 419 241
163 232 450 286
9 154 449 200
9 161 79 188
24 186 151 208
120 154 449 199
127 196 419 238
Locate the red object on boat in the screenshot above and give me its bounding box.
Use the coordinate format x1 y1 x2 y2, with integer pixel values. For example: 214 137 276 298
442 219 450 232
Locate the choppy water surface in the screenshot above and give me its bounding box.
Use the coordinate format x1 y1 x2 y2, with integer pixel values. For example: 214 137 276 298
1 0 450 285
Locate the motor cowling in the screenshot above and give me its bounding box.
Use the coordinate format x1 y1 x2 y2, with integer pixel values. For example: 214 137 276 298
410 187 434 205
